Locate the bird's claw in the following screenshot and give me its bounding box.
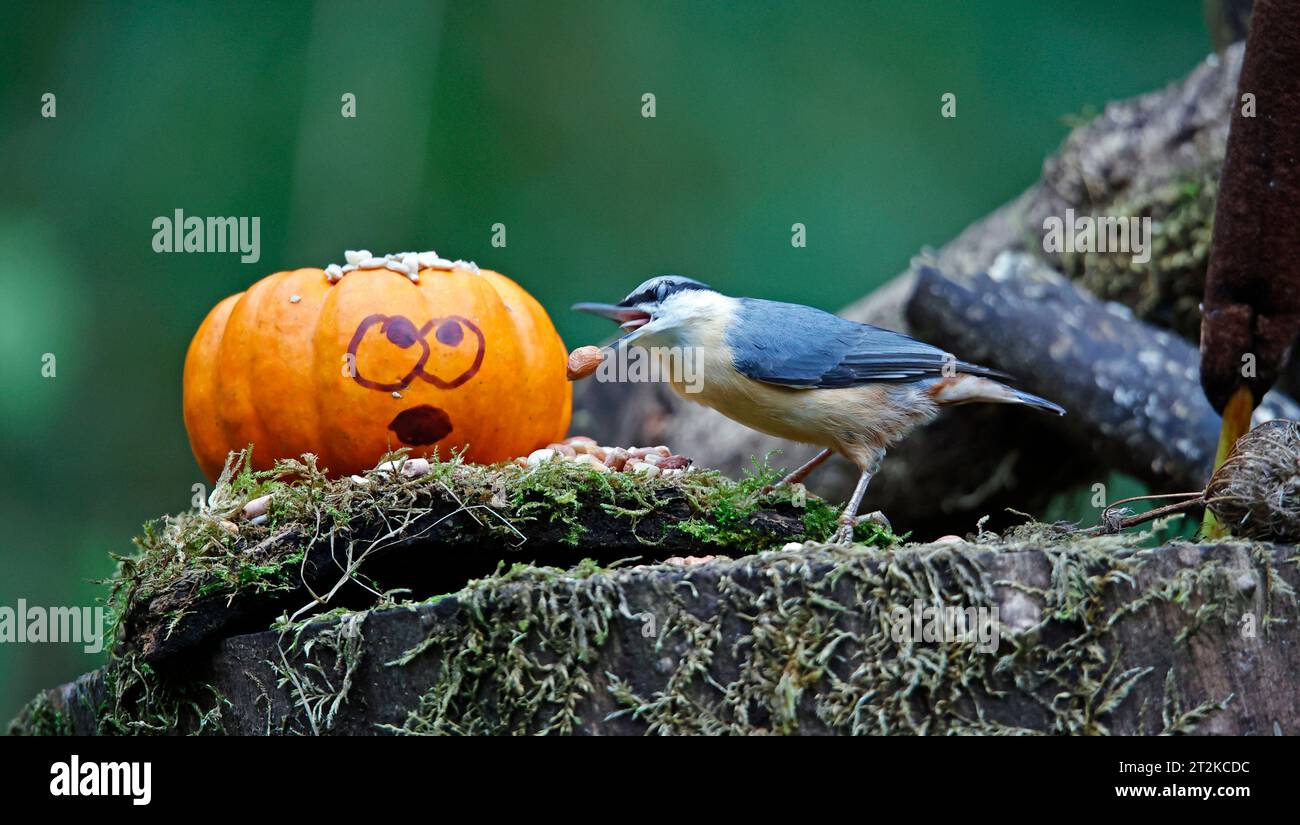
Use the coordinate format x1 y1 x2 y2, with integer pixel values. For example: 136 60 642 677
759 480 803 496
832 511 892 544
860 510 892 533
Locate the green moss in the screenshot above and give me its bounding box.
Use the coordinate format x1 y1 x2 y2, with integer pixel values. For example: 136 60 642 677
671 460 897 550
7 691 72 736
269 611 368 735
94 652 230 735
375 530 1278 735
18 531 1288 735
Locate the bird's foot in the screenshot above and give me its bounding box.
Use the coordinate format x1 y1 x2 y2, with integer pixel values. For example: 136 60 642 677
760 479 810 498
860 510 892 533
832 511 892 544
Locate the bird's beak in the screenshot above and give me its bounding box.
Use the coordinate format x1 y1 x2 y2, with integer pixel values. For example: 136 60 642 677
572 302 652 331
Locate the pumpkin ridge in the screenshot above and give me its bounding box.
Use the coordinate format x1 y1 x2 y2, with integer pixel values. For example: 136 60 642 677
216 275 277 465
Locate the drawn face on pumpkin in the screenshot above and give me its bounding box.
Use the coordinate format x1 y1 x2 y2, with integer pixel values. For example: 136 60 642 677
345 313 487 446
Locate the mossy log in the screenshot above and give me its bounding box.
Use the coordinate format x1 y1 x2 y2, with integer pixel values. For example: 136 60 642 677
13 534 1299 736
573 45 1248 538
114 459 827 665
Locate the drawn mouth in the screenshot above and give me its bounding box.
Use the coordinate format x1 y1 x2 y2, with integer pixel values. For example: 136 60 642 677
388 405 453 446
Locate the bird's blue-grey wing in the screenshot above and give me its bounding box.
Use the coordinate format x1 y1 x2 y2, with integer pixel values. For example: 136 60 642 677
726 298 1005 388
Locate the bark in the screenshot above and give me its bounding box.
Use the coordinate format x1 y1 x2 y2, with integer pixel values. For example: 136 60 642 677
1200 0 1300 413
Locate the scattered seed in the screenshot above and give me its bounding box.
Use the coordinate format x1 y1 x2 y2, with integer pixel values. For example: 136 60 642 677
400 458 431 478
322 249 478 283
527 448 559 466
573 453 611 473
241 493 273 521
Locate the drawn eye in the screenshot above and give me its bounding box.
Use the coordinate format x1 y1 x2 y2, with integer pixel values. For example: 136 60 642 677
434 318 464 347
385 316 420 348
346 314 430 392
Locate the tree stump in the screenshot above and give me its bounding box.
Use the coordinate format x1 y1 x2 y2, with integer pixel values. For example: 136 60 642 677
13 533 1298 736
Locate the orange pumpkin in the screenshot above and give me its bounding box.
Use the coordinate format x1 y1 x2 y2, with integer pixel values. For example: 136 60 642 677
183 259 571 481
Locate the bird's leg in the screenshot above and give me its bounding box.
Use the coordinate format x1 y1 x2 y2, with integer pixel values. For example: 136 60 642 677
832 471 874 543
832 449 887 544
762 448 833 493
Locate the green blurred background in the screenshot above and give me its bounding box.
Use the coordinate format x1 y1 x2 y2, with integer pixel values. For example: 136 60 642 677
0 0 1212 722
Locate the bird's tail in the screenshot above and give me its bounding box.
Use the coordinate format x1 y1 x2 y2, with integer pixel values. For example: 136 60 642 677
926 374 1065 416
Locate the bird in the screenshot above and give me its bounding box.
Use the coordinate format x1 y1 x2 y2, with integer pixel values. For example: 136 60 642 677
575 275 1065 543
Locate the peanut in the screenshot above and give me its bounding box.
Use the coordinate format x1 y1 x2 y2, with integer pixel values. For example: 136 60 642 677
566 345 604 380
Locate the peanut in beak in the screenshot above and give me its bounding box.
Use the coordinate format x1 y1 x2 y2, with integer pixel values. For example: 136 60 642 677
566 345 605 381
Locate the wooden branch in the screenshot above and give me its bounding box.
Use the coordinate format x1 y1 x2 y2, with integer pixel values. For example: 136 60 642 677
907 254 1300 491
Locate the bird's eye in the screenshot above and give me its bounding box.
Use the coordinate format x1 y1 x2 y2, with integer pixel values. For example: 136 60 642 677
655 283 669 302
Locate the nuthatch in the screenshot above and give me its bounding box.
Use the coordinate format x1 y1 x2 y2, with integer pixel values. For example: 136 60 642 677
576 275 1065 542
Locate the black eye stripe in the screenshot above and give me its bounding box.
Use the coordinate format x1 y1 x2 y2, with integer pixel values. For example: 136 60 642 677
618 289 655 307
618 277 709 306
